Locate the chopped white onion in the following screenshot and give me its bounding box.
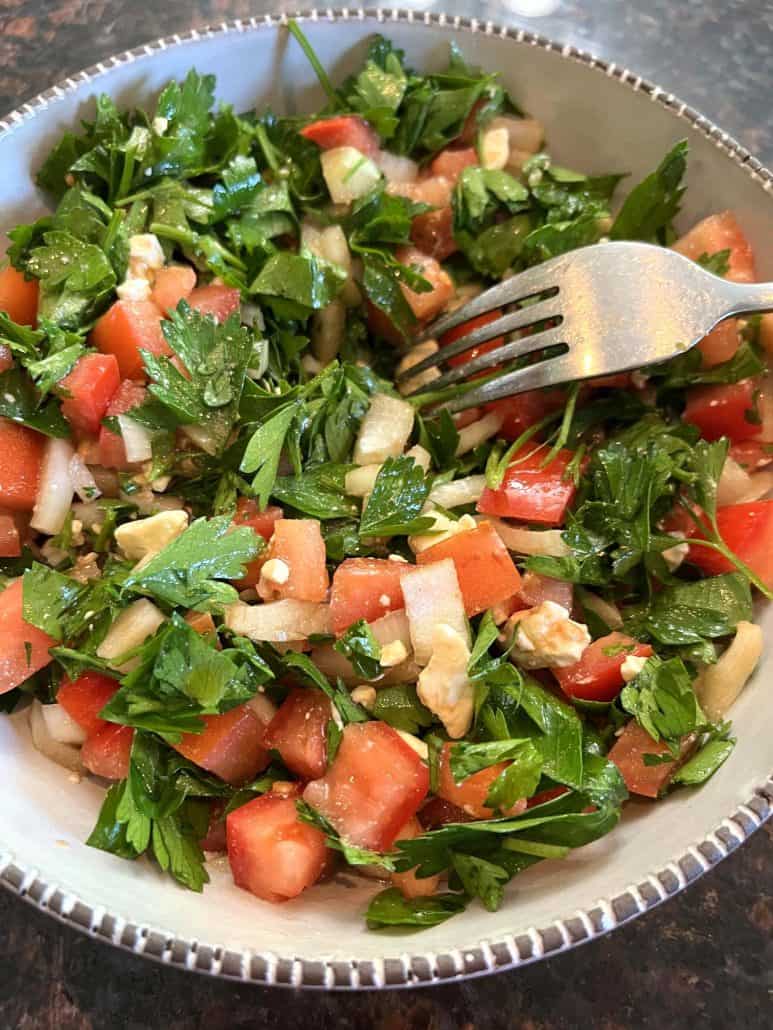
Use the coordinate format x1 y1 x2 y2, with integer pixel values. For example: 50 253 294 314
455 412 503 456
311 299 346 364
345 464 382 498
41 702 87 745
579 590 623 630
401 559 469 665
375 150 420 184
696 621 763 720
320 147 382 204
739 470 773 502
96 598 166 671
488 115 544 154
29 701 84 773
247 693 277 727
30 437 75 535
353 394 415 466
717 456 753 506
68 452 101 502
428 475 486 509
116 414 153 463
369 609 413 649
225 599 331 642
476 515 571 557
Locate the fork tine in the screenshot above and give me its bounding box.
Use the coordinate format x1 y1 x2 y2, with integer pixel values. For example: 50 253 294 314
397 297 562 384
405 326 565 396
442 350 575 413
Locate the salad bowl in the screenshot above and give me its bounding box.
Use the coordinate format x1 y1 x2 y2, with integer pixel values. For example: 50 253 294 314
0 8 771 990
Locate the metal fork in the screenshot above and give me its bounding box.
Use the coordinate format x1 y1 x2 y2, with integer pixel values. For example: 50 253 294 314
397 241 773 411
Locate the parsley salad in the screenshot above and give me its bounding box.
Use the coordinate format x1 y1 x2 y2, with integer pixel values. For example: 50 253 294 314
1 23 771 930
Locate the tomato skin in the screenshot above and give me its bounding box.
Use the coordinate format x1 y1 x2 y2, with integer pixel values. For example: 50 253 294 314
151 264 196 313
0 515 20 557
187 284 241 323
443 310 505 370
483 388 565 441
390 817 440 899
256 519 329 603
0 265 38 325
674 500 773 588
518 571 573 611
303 722 429 851
609 721 685 798
0 344 13 373
0 579 56 693
174 703 271 786
0 418 44 512
429 146 478 181
227 791 328 903
329 557 406 634
200 800 228 852
418 796 474 829
300 115 380 157
437 742 527 819
477 445 580 526
263 688 332 780
59 353 121 437
232 501 284 588
684 379 760 443
410 207 457 261
553 632 652 703
416 522 522 617
394 246 455 323
92 299 169 380
57 671 120 736
97 379 147 470
81 723 134 780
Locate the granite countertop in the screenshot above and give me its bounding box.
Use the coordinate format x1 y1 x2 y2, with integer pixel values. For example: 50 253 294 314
0 2 771 1027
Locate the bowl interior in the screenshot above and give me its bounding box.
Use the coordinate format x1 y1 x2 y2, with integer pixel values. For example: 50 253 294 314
1 13 771 982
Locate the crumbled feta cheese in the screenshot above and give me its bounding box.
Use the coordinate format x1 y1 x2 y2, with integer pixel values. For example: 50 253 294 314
621 654 649 683
260 558 291 587
388 553 409 563
152 116 169 136
662 531 689 572
417 623 474 738
116 276 152 302
151 475 171 493
128 233 165 275
378 593 391 607
114 509 189 564
408 511 476 554
480 126 510 170
394 729 429 761
379 640 408 668
351 685 377 710
509 601 591 669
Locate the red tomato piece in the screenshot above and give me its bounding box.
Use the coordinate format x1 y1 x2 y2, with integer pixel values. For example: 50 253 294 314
81 723 134 780
227 791 328 902
416 522 522 617
184 610 218 637
300 115 380 157
477 445 580 526
0 265 38 325
553 632 652 703
395 246 455 323
303 722 429 851
256 519 329 603
329 557 406 635
174 703 271 785
437 742 527 819
92 299 169 380
263 687 332 780
418 796 474 829
729 440 773 471
484 388 565 441
57 671 120 736
0 515 20 557
443 310 505 370
674 500 773 588
232 500 284 589
97 379 147 470
58 353 121 437
673 211 756 283
200 800 228 853
0 579 55 693
697 321 742 368
609 721 687 798
151 264 196 313
390 816 440 899
187 284 241 323
429 146 478 182
518 571 573 611
0 344 13 373
410 206 457 261
684 379 761 443
0 418 44 512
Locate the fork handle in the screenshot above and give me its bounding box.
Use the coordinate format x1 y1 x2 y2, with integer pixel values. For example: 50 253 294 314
723 280 773 317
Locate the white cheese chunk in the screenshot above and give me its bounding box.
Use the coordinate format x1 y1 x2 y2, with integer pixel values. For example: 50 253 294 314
620 654 650 683
114 509 189 565
260 558 290 587
417 624 474 738
379 640 408 668
350 685 377 710
509 601 590 669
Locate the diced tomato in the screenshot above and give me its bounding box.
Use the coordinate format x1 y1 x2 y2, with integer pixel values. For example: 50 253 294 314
477 445 580 526
390 816 439 899
257 519 329 603
684 379 761 443
58 353 121 437
57 671 120 736
609 721 686 798
588 372 633 390
390 175 453 208
410 206 457 261
418 796 473 829
417 522 522 617
437 742 527 819
0 515 20 557
429 146 478 181
697 321 742 367
187 284 241 323
526 785 570 808
200 800 228 852
81 723 134 780
0 344 12 373
227 791 328 902
672 500 773 588
151 264 196 313
395 246 455 323
0 579 55 693
518 571 573 611
329 557 406 634
553 632 652 703
729 440 773 471
484 388 565 441
300 115 380 157
303 722 429 851
97 379 147 470
673 211 756 284
0 265 38 325
92 299 169 380
443 310 505 370
0 419 44 512
184 610 217 637
174 703 271 785
232 500 284 588
263 687 331 780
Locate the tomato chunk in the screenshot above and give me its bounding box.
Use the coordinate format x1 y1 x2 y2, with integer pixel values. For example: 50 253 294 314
81 723 134 780
151 264 196 313
329 557 406 634
0 265 38 325
410 206 457 261
97 379 147 470
609 721 686 798
257 518 329 603
57 671 120 736
187 284 241 323
477 445 580 526
227 791 328 902
553 632 652 703
263 687 332 780
484 388 565 441
391 817 440 899
92 299 169 380
437 742 527 819
300 115 380 157
395 246 455 323
0 579 55 693
443 310 505 370
417 522 522 617
0 418 44 512
59 353 121 437
518 571 573 611
0 344 12 373
303 722 429 851
429 146 478 181
232 500 284 588
684 379 760 443
0 515 20 557
673 211 756 283
675 500 773 588
174 703 271 785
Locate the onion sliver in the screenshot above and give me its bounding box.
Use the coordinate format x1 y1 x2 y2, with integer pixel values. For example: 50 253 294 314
41 702 87 745
401 559 469 665
225 599 331 642
717 456 752 506
117 414 153 463
429 475 486 509
476 515 570 557
30 437 75 535
69 452 101 502
696 621 763 720
29 701 84 773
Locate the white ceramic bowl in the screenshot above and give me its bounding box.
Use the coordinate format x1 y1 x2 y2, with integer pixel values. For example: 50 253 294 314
1 9 771 991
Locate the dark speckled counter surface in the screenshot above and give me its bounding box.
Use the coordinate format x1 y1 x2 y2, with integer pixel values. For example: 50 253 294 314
0 2 772 1027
